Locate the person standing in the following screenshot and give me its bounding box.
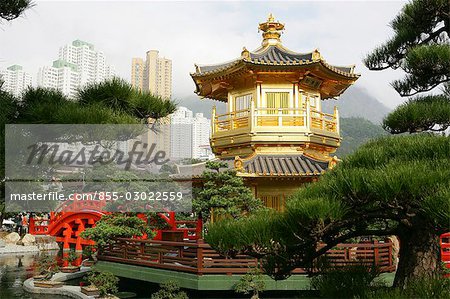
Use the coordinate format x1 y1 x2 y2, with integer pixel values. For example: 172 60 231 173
22 214 29 235
15 214 22 235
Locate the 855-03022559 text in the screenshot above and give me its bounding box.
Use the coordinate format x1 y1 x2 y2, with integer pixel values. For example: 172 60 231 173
9 191 184 202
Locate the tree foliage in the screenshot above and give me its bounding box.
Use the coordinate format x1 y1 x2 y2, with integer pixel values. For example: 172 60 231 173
0 0 33 22
234 269 265 299
364 0 450 134
151 280 189 299
193 161 262 223
80 214 154 248
0 78 176 223
207 134 450 284
383 94 450 133
87 270 119 296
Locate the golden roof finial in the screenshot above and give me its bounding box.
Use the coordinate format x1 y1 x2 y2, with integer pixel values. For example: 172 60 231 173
312 48 322 61
258 13 285 46
241 47 250 59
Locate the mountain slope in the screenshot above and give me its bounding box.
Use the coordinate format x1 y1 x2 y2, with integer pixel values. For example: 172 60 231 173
322 86 391 125
336 117 388 157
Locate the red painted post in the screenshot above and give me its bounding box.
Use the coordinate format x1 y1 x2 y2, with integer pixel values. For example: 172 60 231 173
29 216 35 234
169 211 176 230
373 240 379 266
197 239 204 275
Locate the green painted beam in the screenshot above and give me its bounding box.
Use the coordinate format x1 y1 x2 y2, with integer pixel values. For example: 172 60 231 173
95 261 311 291
95 261 396 291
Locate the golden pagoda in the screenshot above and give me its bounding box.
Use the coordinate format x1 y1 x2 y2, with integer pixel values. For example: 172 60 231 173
188 14 359 210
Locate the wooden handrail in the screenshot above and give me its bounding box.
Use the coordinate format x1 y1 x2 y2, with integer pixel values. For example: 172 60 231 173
98 238 395 275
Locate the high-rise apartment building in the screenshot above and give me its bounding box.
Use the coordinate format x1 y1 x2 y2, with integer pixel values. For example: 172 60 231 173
0 65 32 97
131 50 172 99
169 107 212 160
37 60 80 98
192 113 212 159
37 40 115 98
170 107 193 160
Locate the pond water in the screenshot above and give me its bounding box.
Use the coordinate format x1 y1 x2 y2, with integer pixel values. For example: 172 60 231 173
0 252 66 299
0 253 308 299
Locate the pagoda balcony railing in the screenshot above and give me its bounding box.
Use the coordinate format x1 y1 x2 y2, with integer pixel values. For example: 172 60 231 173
212 105 339 136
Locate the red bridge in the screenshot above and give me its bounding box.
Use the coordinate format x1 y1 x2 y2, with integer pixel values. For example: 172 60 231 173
29 199 202 253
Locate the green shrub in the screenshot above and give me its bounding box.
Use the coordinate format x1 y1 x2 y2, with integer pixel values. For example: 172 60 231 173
367 275 450 299
35 253 59 277
234 268 266 299
87 270 119 296
151 280 188 299
311 263 384 298
64 249 78 265
82 245 95 260
81 214 154 247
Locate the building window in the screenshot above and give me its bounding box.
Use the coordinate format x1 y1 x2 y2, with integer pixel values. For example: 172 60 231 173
234 94 252 112
266 92 289 114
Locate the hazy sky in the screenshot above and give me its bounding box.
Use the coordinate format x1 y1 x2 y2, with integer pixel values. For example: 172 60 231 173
0 0 408 108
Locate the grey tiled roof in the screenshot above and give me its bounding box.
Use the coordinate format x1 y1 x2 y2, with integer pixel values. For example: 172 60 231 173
249 46 312 63
171 155 330 179
192 44 358 78
243 154 329 176
171 158 234 179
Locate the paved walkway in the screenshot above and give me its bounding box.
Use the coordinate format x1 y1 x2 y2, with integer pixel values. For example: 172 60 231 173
0 244 39 255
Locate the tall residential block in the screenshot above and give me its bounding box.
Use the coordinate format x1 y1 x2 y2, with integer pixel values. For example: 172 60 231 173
131 50 172 99
0 65 32 97
192 113 212 159
37 40 115 98
169 107 212 160
170 107 193 160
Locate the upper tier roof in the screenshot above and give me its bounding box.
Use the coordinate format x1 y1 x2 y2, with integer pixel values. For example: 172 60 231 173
192 44 358 78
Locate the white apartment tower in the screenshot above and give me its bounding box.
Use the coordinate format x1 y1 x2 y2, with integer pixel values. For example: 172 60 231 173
192 113 212 159
38 40 115 98
131 50 172 99
0 65 32 97
170 107 193 160
169 107 212 160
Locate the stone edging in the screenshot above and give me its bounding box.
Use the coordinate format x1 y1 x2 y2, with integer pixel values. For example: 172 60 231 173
23 267 93 299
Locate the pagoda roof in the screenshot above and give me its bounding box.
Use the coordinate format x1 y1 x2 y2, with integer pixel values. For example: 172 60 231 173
192 44 357 79
171 154 330 179
240 154 329 177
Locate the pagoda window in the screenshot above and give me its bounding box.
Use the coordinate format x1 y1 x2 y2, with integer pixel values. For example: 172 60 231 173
265 91 290 114
234 94 252 111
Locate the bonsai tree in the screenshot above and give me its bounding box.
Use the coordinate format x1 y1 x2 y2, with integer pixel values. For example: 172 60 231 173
64 249 79 267
151 280 188 299
82 245 96 261
193 161 262 225
87 270 119 297
234 269 265 299
81 214 154 249
35 253 59 280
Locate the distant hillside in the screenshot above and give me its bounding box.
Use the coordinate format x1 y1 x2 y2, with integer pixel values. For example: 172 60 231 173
178 86 391 124
323 86 391 125
336 117 388 157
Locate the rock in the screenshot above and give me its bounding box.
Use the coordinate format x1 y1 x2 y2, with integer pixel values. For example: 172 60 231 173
22 234 36 246
4 232 20 244
0 239 5 248
34 235 60 251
